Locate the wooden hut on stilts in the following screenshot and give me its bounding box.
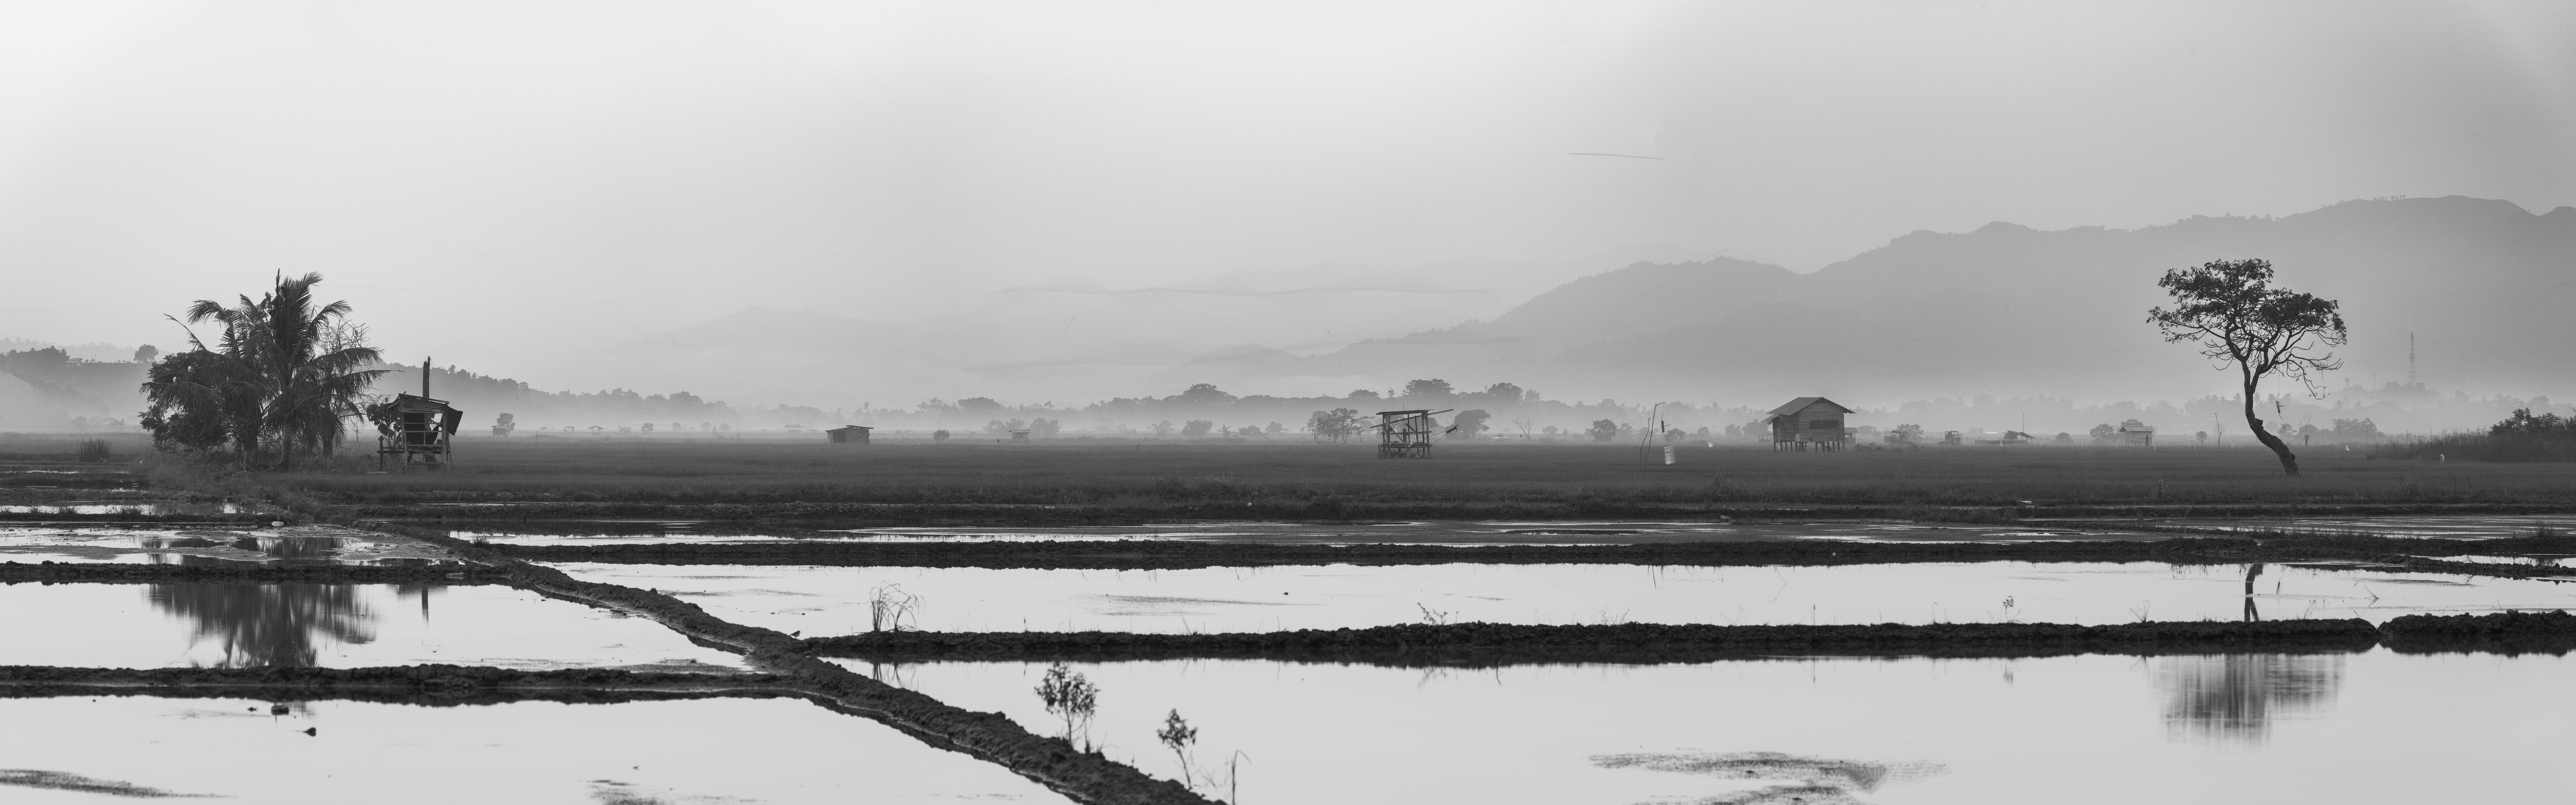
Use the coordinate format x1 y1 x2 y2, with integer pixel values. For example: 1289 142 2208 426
379 357 463 470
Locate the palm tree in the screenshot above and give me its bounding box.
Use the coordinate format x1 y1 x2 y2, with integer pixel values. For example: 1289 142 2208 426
178 273 387 469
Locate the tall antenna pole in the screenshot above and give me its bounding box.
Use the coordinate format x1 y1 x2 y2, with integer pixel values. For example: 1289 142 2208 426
2408 332 2416 384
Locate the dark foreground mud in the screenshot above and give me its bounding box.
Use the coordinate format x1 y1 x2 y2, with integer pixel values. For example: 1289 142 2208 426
2380 610 2576 655
0 664 798 706
801 619 2390 666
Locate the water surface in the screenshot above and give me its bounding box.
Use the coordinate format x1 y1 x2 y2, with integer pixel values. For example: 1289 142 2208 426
0 582 744 670
861 650 2570 805
548 560 2576 635
0 525 461 566
0 695 1067 804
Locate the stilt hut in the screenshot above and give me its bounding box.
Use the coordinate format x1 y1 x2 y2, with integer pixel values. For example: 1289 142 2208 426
827 425 872 444
1766 397 1854 452
378 359 462 470
1372 409 1451 459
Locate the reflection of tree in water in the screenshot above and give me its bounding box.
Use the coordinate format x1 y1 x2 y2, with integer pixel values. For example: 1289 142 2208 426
146 583 376 667
2155 653 2344 744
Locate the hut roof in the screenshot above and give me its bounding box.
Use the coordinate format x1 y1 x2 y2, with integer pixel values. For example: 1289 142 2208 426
1767 397 1855 417
827 425 873 433
389 393 463 434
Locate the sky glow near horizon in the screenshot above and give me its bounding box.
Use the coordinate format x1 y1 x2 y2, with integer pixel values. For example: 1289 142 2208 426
2 1 2571 402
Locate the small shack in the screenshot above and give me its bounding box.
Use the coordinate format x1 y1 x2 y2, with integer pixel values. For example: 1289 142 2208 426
1373 409 1451 459
827 425 872 444
378 393 462 470
1766 397 1855 452
2118 421 2156 447
1009 429 1031 442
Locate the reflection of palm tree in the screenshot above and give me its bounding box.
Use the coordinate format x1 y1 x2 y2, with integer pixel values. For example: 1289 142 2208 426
2242 563 2264 622
147 583 376 667
2155 654 2344 744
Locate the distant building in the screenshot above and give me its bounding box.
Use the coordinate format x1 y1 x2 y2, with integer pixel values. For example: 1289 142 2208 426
1972 429 2034 446
2118 420 2156 447
1766 397 1854 451
1010 429 1031 442
826 425 872 444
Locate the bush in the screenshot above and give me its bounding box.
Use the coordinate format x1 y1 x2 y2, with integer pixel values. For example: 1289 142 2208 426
74 439 112 463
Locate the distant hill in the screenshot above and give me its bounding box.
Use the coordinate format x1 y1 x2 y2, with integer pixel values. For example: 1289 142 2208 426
1278 196 2576 403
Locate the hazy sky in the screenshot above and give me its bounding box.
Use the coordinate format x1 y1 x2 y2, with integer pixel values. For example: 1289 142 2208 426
4 1 2572 386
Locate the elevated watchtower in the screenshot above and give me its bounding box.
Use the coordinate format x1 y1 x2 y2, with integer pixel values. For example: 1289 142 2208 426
1373 409 1451 459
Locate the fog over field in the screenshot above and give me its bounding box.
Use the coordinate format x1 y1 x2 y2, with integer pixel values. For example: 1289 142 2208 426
4 1 2573 434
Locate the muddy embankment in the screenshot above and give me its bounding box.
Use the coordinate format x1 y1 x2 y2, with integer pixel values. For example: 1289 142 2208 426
802 612 2576 666
347 519 1214 805
477 532 2576 578
0 664 802 706
99 468 1217 805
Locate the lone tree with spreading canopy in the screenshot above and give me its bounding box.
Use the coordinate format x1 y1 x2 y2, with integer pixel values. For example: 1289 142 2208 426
2147 258 2346 476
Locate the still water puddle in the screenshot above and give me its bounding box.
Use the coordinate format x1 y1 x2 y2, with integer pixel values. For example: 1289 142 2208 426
0 582 744 670
0 502 245 515
547 561 2576 635
458 520 2149 547
0 525 463 565
0 695 1068 804
859 650 2570 805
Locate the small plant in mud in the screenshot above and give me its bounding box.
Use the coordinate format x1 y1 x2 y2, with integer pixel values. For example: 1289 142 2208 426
867 585 921 632
1035 663 1099 750
2129 602 2153 623
1416 603 1452 625
1156 709 1199 786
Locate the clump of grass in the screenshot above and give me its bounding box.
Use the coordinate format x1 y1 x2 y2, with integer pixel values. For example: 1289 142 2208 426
74 439 112 463
1416 603 1453 625
867 585 921 632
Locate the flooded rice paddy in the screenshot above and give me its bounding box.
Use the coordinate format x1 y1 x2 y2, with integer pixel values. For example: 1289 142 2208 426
0 525 463 565
450 519 2152 547
0 695 1068 804
547 561 2576 635
0 502 245 515
857 650 2573 805
0 582 744 670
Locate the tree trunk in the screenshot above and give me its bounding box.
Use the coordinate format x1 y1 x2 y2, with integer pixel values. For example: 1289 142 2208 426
2241 387 2299 476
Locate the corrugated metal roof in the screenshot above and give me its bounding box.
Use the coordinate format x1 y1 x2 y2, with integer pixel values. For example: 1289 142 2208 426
1767 396 1854 417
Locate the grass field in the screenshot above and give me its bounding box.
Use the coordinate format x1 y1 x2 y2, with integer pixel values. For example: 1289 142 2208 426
126 433 2576 509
